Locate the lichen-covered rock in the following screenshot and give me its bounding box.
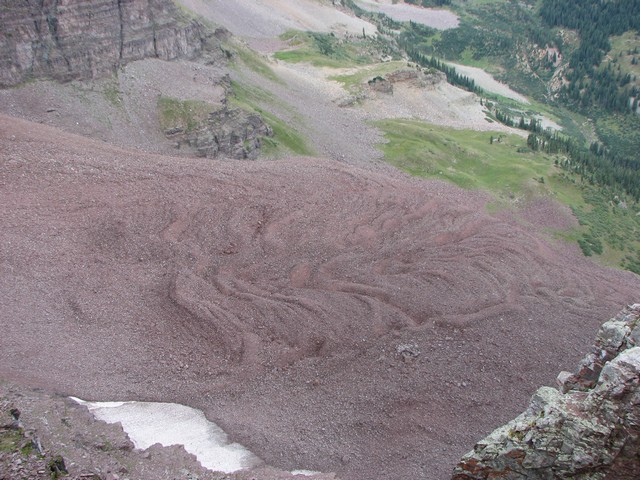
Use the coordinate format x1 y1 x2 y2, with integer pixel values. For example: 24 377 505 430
558 305 640 394
452 304 640 480
0 0 220 87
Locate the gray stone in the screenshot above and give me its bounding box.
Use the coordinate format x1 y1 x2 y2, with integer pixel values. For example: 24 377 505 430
452 304 640 480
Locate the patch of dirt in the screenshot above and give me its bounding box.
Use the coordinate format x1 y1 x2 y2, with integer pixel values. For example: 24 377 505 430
362 80 519 132
266 60 521 139
509 197 579 232
1 114 638 480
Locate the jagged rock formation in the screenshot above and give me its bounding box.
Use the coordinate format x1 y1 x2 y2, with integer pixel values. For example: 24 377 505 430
0 0 218 87
452 303 640 480
167 104 274 160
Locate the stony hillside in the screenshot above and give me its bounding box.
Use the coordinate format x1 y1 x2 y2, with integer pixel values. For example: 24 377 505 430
1 112 639 479
1 1 639 480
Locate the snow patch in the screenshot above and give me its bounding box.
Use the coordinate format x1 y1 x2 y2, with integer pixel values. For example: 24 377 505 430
71 398 259 473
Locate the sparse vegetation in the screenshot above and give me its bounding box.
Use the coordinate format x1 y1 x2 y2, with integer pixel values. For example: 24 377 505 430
274 30 400 68
102 77 122 107
0 428 22 452
232 43 283 84
229 81 314 157
156 96 213 133
329 60 406 93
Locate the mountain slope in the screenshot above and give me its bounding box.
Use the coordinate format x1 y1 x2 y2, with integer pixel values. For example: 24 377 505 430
1 114 638 479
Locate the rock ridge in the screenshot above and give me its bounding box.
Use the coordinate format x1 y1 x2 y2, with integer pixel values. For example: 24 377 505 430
0 0 220 87
452 303 640 479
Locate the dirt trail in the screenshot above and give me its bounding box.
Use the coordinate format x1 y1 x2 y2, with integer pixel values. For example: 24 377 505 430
1 115 638 479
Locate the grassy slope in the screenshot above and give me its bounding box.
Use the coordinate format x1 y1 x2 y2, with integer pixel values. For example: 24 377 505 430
156 97 212 133
274 30 400 68
229 81 314 157
374 119 640 273
218 37 315 157
374 119 570 202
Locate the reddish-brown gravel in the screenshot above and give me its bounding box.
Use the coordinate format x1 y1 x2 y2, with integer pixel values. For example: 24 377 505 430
1 114 638 479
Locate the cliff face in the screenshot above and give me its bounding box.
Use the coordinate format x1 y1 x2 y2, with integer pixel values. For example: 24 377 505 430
0 0 213 87
452 303 640 480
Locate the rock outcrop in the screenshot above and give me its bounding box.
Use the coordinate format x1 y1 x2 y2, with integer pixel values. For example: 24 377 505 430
364 68 445 98
0 0 218 87
452 303 640 479
166 104 274 160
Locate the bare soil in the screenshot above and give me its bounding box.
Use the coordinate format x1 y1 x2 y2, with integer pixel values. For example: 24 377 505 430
1 114 638 479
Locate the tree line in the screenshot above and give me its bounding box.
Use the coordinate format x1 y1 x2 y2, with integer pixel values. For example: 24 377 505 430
399 46 479 93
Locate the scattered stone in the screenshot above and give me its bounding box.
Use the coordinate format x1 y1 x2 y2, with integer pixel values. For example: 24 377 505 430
396 343 420 362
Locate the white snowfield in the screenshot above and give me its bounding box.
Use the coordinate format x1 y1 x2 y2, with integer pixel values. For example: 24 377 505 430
71 398 259 473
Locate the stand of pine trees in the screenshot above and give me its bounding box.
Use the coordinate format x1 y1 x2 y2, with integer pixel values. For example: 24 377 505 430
540 0 640 114
399 45 479 93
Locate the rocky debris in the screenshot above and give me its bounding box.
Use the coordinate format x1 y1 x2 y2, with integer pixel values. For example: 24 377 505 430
386 68 444 89
1 400 65 479
0 382 337 480
0 0 223 87
166 104 274 160
385 68 445 88
2 113 639 480
367 76 393 94
364 68 445 98
451 303 640 480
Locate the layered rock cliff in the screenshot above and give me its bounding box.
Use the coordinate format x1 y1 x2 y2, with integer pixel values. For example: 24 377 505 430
452 303 640 479
0 0 215 87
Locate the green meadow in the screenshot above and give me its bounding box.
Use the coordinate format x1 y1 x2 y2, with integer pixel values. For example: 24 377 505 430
374 119 640 272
